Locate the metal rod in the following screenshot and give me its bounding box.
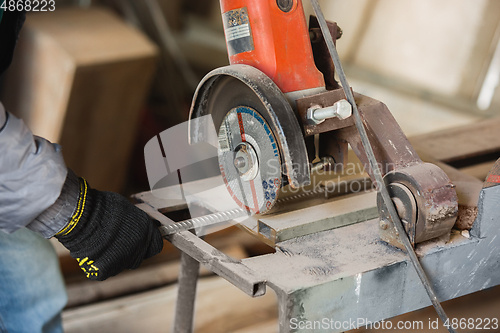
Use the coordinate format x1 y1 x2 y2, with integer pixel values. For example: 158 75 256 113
138 203 267 297
159 208 248 236
174 249 200 333
156 184 332 235
309 1 456 331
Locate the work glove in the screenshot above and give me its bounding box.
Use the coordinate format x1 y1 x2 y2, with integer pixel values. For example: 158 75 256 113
55 174 164 281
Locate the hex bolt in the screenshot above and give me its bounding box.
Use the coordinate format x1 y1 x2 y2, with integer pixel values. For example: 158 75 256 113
307 99 352 125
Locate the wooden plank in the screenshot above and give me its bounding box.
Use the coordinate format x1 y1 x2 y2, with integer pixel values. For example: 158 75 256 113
62 276 278 333
409 118 500 164
233 320 279 333
2 8 158 192
258 191 377 245
460 160 497 181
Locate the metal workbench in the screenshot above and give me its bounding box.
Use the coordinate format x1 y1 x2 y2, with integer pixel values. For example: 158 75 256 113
134 175 500 333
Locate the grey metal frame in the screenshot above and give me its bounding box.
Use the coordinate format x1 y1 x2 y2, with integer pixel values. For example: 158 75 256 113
136 183 500 333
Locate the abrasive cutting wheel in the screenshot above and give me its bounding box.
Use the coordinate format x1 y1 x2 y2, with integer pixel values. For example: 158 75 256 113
218 106 282 214
190 68 311 215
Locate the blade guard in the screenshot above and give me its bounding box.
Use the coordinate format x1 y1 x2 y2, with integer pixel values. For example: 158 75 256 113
188 64 310 189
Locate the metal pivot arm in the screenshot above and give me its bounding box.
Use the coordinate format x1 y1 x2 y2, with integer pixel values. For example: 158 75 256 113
309 1 456 331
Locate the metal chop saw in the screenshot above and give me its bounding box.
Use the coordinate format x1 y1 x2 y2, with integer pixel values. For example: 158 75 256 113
189 0 457 245
135 0 500 332
184 0 460 329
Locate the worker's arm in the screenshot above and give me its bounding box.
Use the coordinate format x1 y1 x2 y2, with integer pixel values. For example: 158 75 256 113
0 103 68 235
0 103 163 280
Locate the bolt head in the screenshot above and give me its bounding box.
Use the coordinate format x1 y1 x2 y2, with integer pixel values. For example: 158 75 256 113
306 105 324 125
335 99 352 120
234 142 258 181
234 156 247 169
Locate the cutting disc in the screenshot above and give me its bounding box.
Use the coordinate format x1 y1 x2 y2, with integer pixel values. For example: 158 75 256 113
218 106 282 214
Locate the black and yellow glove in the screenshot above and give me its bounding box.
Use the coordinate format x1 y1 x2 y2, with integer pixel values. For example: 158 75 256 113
55 174 163 281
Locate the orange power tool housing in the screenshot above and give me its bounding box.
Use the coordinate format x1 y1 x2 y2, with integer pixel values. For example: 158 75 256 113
220 0 325 94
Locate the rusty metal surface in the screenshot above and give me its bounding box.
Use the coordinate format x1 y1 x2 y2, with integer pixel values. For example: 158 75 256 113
484 158 500 188
337 93 423 178
297 91 422 177
455 206 478 230
298 89 458 246
378 163 458 247
296 88 354 136
309 16 341 91
317 130 349 168
188 64 311 188
378 182 417 247
431 160 482 231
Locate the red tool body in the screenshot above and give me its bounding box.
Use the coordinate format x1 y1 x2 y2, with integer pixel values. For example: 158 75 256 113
220 0 325 93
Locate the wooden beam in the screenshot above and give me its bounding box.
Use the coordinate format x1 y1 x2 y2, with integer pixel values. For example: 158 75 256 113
409 118 500 164
2 8 158 192
62 276 277 333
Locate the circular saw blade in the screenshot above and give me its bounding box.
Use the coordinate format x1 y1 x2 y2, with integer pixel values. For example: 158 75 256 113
218 106 282 214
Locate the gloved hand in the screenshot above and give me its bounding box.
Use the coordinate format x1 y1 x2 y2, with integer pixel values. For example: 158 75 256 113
56 176 164 281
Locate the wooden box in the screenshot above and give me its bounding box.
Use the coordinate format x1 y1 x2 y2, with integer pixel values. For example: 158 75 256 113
2 8 158 192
